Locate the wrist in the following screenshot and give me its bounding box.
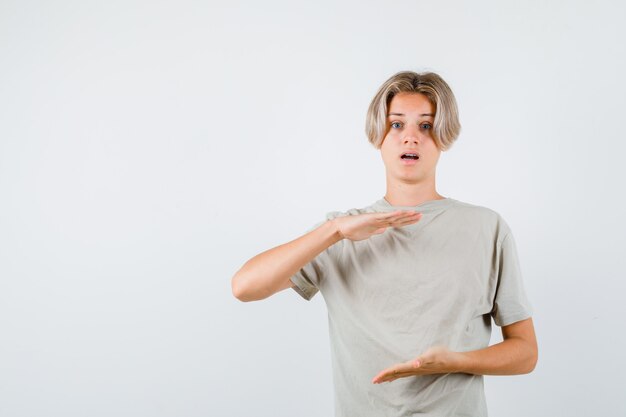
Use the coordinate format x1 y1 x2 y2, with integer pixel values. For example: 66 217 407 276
455 352 472 374
329 218 345 241
450 351 471 374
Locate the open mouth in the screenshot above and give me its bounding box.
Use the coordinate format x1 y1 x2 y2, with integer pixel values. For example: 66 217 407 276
400 153 419 160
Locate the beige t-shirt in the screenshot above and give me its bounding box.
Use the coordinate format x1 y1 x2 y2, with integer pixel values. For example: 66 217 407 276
290 197 533 417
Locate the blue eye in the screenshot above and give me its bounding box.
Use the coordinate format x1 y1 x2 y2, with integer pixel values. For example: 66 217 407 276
390 122 432 130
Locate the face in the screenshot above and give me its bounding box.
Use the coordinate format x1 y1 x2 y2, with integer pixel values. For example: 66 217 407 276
380 92 441 184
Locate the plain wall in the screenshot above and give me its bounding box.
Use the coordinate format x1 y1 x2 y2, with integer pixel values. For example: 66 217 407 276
1 0 625 416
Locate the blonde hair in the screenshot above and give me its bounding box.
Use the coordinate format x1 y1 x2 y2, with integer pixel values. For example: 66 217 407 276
365 70 461 151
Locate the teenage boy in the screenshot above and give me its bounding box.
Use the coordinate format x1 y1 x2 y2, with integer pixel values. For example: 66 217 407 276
232 70 538 417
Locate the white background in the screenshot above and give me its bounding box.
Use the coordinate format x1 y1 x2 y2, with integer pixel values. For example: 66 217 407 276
1 1 625 416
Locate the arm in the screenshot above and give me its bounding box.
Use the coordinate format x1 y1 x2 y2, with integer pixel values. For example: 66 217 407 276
231 210 422 302
373 226 537 383
231 219 343 302
457 317 538 375
372 317 538 383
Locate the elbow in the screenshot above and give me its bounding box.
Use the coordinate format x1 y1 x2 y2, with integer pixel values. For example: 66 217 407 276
231 273 252 302
231 272 265 302
521 345 539 374
528 348 538 373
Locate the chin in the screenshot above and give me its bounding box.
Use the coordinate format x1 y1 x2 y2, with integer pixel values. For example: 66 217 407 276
396 173 424 182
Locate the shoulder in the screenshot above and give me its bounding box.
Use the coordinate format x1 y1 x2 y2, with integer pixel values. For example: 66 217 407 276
446 199 513 240
449 198 500 217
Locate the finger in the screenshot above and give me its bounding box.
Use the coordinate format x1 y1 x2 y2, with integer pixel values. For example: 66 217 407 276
395 211 422 220
393 211 421 219
375 364 412 379
376 210 417 221
376 212 420 225
374 375 395 383
373 368 398 380
392 212 421 221
391 214 422 227
372 372 395 383
389 371 414 380
373 370 414 383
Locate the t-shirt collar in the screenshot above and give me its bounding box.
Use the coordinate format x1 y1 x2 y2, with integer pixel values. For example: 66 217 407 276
372 196 456 212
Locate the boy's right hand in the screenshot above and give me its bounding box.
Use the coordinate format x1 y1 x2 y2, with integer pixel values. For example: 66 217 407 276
331 210 423 241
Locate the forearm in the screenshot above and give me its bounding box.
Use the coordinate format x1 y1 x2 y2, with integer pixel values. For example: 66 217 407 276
232 219 343 301
455 337 538 376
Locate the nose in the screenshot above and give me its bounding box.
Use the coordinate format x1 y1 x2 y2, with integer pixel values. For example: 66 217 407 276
402 124 421 145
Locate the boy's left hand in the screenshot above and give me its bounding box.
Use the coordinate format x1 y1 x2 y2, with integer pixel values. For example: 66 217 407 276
372 345 464 384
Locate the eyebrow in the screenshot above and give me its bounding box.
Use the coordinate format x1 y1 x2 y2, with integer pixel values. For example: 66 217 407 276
387 112 434 117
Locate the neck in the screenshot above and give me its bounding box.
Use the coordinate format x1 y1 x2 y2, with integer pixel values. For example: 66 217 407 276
384 179 444 207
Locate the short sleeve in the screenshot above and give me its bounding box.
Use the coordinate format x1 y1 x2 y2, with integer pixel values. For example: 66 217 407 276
290 212 342 301
491 231 534 326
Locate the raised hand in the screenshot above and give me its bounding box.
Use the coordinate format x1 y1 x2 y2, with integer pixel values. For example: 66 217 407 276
331 210 422 242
